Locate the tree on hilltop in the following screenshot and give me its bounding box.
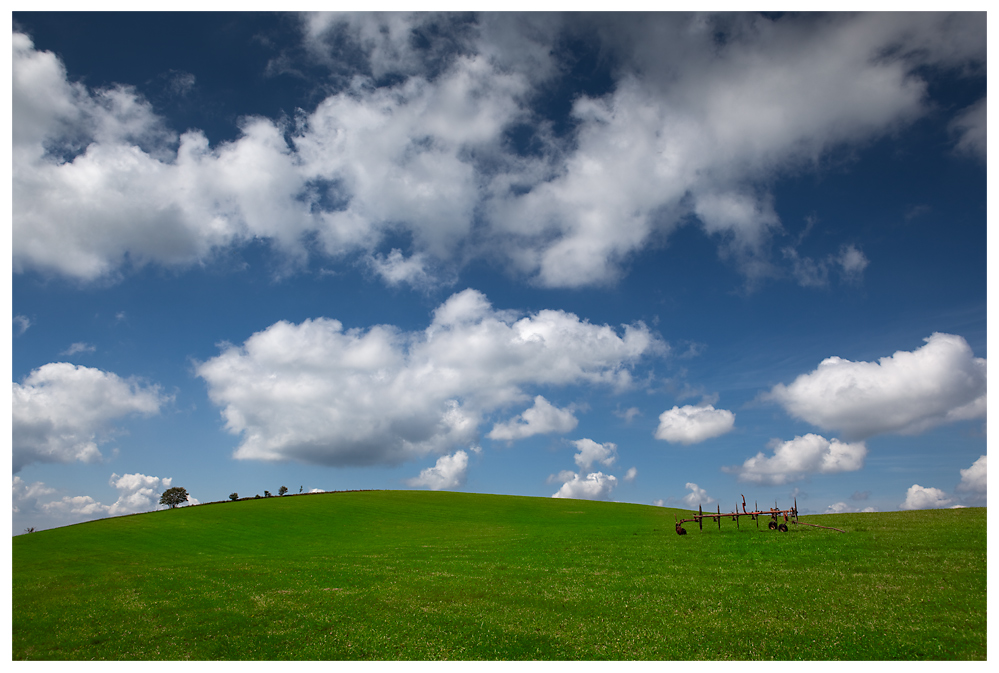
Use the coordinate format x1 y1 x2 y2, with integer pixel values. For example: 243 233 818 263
229 492 239 501
159 487 189 509
278 486 288 496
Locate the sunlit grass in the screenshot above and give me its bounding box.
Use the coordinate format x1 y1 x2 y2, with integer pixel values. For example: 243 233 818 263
12 491 986 660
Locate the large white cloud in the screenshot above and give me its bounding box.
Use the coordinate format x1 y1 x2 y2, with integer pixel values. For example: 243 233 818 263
765 333 986 440
407 450 469 491
12 363 169 473
723 433 867 485
551 471 618 500
655 404 735 444
12 13 985 287
196 289 662 467
900 484 954 511
487 395 578 441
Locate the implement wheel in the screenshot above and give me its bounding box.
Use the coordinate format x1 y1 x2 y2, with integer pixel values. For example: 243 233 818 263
768 520 778 530
676 524 687 535
778 523 788 532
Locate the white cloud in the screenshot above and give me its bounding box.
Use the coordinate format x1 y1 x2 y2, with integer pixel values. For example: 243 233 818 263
14 315 31 335
765 333 986 440
366 249 435 288
551 471 618 500
488 395 578 442
105 472 178 516
783 244 870 288
62 342 96 356
614 407 641 423
950 96 986 160
12 476 56 515
723 433 867 485
681 482 716 507
825 502 877 514
407 450 469 491
623 467 637 482
655 404 735 445
956 455 986 505
12 15 985 289
12 362 169 472
197 289 662 467
900 484 953 510
13 472 177 534
836 244 870 283
571 438 618 471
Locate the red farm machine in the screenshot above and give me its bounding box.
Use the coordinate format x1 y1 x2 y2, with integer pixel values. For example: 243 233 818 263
674 495 845 535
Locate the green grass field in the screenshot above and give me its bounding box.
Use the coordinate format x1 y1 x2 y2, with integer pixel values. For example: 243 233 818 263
12 490 986 660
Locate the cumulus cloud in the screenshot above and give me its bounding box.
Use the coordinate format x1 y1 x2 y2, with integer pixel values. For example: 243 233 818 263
407 450 469 491
197 289 662 467
12 476 56 515
956 455 986 505
655 404 735 444
900 484 954 510
681 482 716 507
13 472 177 533
723 433 867 485
488 395 578 441
12 363 169 472
12 14 986 289
623 467 637 482
551 471 618 500
571 439 618 471
765 333 986 440
104 472 182 515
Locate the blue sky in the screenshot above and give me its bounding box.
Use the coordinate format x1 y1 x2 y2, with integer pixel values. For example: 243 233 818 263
10 11 988 534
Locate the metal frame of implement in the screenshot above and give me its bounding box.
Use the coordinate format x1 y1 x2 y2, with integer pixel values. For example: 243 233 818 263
674 495 846 535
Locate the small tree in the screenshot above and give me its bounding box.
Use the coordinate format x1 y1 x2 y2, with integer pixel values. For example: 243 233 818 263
278 486 288 496
264 490 272 498
159 487 189 509
229 492 239 501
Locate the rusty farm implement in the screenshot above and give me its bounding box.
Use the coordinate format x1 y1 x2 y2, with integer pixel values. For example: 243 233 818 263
674 495 846 535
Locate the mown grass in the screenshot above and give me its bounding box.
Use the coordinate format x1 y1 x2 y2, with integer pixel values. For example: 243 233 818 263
12 490 986 660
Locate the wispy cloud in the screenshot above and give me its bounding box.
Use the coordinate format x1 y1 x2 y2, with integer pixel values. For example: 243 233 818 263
62 342 96 356
13 315 31 335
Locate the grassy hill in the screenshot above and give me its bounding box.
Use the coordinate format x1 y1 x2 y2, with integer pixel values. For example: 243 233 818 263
12 490 986 660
